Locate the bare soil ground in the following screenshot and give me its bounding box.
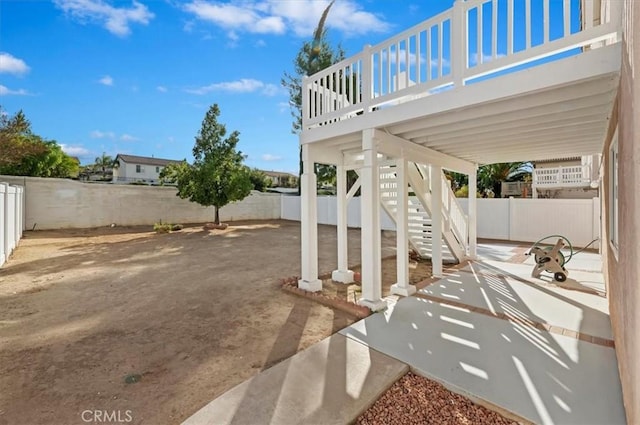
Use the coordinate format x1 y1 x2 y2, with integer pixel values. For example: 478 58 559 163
0 220 395 425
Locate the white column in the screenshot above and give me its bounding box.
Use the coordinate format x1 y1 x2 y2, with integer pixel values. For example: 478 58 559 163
298 144 322 292
359 129 386 311
391 158 416 296
332 164 354 283
431 165 443 277
468 166 478 259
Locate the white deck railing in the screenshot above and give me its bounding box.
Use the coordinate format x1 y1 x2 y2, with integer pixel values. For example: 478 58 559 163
303 0 621 129
533 165 592 187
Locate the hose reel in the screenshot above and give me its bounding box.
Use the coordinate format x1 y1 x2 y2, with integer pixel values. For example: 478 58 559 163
529 238 569 282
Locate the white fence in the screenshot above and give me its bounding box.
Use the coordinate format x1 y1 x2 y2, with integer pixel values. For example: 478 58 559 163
1 182 25 267
282 196 600 249
281 195 396 231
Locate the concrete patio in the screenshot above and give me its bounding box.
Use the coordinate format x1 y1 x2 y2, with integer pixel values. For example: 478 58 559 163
183 241 626 425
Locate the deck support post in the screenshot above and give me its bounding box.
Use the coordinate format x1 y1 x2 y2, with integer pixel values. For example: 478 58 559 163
332 164 354 283
298 144 322 292
431 165 444 277
391 158 416 296
358 129 386 311
468 165 478 259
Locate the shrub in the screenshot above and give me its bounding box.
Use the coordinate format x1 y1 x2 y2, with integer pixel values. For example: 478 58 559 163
153 221 183 233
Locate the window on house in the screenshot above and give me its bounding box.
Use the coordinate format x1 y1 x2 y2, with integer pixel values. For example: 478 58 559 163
136 164 142 173
609 130 619 251
156 166 160 173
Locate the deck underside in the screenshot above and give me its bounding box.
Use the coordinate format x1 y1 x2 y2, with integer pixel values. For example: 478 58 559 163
302 44 621 166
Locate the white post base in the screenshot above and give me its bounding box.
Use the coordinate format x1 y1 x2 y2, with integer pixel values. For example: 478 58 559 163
331 270 355 284
298 279 323 292
358 298 387 312
390 283 417 297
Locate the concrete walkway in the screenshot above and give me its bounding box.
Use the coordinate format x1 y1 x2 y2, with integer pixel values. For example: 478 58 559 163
182 334 408 425
183 242 626 425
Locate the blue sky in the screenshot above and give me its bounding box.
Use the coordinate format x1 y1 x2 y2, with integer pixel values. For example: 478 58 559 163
0 0 456 172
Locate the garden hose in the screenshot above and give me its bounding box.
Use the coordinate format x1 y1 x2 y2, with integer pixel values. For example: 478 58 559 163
529 235 600 266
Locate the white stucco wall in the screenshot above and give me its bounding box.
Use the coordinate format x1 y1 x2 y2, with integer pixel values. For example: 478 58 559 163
0 176 281 230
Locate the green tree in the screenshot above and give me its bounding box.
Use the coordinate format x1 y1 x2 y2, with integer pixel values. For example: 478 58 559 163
94 152 116 179
0 107 47 167
248 168 271 192
2 140 79 178
281 3 345 194
478 162 531 197
161 104 252 225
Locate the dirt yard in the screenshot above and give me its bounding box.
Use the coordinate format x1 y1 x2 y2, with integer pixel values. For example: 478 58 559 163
0 220 396 425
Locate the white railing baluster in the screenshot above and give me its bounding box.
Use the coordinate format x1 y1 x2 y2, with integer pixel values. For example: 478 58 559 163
426 27 432 80
416 33 421 83
477 4 483 64
492 0 498 59
329 73 334 112
584 0 594 30
396 42 401 91
543 0 550 43
564 0 571 36
405 37 410 87
525 0 531 49
387 47 391 94
507 0 513 54
438 21 443 77
377 50 382 97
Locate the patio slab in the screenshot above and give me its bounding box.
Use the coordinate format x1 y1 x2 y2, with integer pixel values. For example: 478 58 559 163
340 295 626 425
420 261 613 340
182 333 408 425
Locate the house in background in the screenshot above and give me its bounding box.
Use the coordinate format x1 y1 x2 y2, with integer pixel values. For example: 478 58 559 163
532 154 600 198
112 154 182 185
260 170 298 188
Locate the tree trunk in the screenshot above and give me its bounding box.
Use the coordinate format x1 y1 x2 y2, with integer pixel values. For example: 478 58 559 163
214 206 220 225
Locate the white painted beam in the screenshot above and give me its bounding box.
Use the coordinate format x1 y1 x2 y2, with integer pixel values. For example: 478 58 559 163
374 130 475 175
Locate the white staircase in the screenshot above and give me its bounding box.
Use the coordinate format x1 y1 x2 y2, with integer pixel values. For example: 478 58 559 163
379 162 467 264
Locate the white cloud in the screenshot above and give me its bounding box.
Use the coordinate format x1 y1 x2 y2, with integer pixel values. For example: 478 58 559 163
60 144 90 156
99 75 114 86
54 0 154 37
156 85 168 92
182 0 389 40
186 78 279 96
0 85 31 96
0 53 30 75
90 130 115 139
120 134 139 141
262 153 282 161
